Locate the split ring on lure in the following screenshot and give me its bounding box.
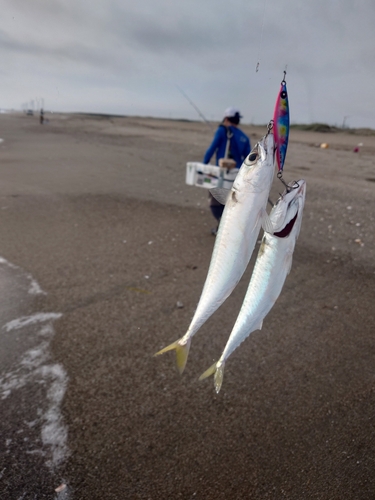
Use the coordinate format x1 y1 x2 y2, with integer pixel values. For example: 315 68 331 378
273 71 289 172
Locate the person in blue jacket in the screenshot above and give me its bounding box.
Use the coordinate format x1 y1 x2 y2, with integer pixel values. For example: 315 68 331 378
203 107 251 234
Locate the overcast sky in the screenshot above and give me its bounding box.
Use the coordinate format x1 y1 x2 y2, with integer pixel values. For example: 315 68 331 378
1 0 374 128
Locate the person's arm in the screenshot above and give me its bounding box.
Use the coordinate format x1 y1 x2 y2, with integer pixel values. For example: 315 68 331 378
203 127 224 164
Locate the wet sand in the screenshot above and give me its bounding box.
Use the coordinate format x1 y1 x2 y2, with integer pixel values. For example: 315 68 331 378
1 112 375 498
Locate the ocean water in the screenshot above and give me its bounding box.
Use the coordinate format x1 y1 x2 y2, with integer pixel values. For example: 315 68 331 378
0 258 71 499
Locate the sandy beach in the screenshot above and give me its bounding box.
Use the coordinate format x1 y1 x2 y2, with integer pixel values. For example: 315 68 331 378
1 112 375 499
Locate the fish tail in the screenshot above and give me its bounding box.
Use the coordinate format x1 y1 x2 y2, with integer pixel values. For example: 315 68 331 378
154 339 191 374
199 361 225 393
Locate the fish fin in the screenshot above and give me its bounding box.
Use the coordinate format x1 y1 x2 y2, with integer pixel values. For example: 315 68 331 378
209 187 231 205
154 339 191 374
214 363 225 393
199 361 217 381
257 320 263 331
261 209 274 234
199 361 225 393
285 252 293 275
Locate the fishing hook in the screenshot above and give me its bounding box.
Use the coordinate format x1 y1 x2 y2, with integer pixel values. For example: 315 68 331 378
277 171 299 193
266 120 274 136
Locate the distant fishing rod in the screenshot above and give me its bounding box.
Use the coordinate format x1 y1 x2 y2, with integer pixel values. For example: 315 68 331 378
175 85 214 130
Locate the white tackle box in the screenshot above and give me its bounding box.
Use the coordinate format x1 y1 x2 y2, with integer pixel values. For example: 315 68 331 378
185 162 238 190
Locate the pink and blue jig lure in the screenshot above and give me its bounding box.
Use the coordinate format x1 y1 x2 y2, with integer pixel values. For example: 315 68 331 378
273 72 289 172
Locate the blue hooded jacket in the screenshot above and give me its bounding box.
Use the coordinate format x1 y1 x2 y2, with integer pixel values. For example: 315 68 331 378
203 125 251 169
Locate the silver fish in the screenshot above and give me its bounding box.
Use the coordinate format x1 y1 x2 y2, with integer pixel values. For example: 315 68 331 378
200 179 306 392
155 130 276 373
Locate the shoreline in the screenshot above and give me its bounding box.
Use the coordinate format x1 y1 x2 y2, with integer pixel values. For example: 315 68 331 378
0 112 374 498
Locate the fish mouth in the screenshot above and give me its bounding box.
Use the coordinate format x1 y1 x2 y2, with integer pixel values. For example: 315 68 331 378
259 132 274 162
273 211 298 238
295 179 306 195
258 142 266 161
281 179 306 204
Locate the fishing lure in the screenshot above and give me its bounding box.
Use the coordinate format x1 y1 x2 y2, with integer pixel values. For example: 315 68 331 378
273 71 289 172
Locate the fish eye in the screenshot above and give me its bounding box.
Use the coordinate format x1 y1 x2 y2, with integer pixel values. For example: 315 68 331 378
281 91 287 99
245 146 259 165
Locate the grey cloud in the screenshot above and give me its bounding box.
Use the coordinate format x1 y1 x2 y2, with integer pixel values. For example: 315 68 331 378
107 1 250 56
1 0 375 127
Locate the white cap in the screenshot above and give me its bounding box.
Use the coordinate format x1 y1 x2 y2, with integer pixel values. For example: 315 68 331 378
223 107 242 119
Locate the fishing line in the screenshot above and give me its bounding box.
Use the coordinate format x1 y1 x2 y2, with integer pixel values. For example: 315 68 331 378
256 0 269 73
277 171 300 192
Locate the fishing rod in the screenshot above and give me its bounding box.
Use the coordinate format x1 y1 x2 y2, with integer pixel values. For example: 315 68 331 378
175 85 214 131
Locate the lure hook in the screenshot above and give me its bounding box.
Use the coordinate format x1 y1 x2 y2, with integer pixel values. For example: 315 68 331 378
277 171 299 193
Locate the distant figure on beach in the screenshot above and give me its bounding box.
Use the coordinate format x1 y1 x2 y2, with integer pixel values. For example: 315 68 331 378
40 108 44 125
203 107 251 235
